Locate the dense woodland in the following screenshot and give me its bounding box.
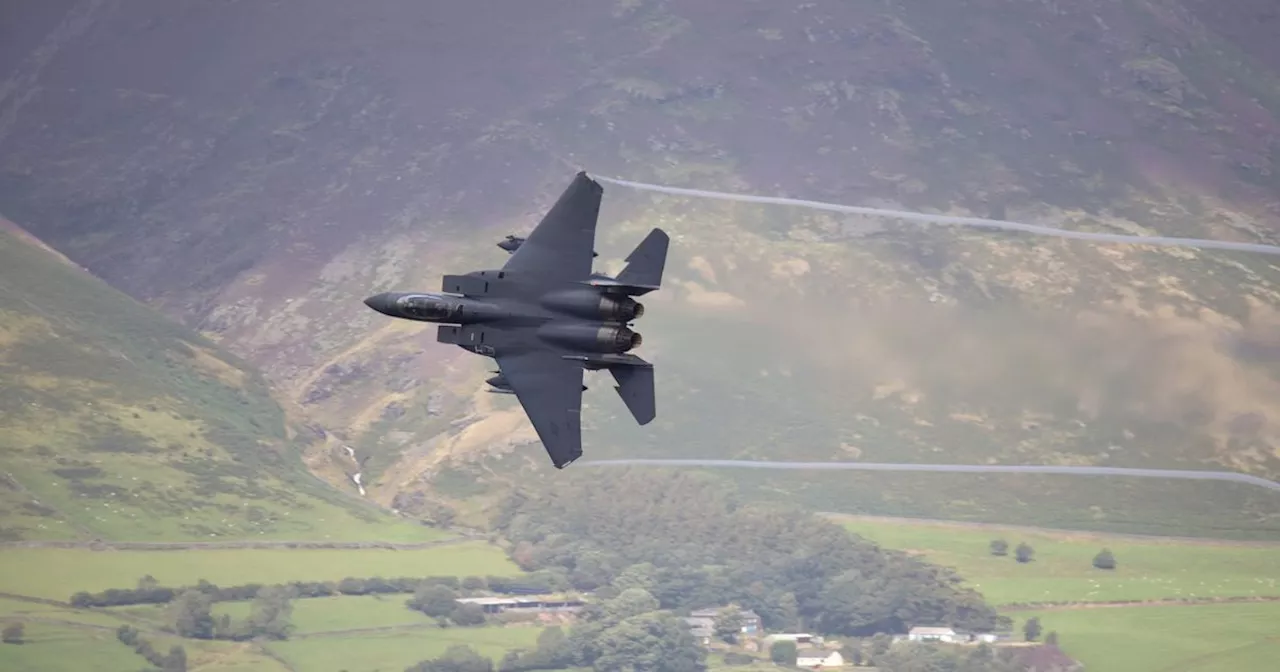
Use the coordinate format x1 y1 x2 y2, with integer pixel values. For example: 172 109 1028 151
492 469 1007 637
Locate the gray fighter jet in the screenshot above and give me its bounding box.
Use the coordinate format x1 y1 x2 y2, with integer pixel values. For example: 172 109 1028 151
363 172 668 469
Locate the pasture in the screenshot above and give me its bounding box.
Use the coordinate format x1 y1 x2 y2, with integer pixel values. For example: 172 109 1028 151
1016 602 1280 672
0 540 536 671
0 540 520 601
832 514 1280 605
266 625 545 671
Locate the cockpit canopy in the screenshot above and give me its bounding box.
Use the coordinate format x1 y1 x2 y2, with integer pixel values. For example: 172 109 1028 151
397 294 459 321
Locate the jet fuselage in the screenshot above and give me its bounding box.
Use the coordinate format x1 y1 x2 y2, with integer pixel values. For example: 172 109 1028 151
362 285 644 358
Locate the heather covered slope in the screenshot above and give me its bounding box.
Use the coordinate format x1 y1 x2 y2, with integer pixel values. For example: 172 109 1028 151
2 0 1279 535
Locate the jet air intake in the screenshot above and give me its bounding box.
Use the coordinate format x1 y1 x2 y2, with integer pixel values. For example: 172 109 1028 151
538 323 642 354
541 288 644 323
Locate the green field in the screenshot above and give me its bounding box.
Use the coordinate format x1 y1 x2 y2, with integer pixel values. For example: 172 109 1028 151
0 541 520 601
0 621 154 672
267 625 545 672
833 515 1280 671
0 540 536 671
1016 603 1280 672
834 515 1280 605
214 594 429 635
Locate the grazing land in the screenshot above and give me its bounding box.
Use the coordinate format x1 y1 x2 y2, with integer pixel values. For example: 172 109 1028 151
832 514 1280 606
1014 602 1280 672
0 540 529 671
834 514 1280 672
0 540 520 601
266 626 545 672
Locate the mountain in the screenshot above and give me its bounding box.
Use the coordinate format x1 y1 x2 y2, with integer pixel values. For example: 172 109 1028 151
0 217 431 542
1 0 1279 537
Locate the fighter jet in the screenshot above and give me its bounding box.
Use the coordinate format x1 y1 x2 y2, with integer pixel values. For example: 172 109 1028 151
362 172 668 469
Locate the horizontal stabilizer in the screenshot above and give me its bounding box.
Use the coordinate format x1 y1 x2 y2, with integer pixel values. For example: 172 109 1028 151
561 352 650 370
614 228 669 291
610 361 656 425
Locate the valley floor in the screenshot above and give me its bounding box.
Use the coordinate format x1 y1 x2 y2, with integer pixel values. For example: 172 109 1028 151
2 518 1277 671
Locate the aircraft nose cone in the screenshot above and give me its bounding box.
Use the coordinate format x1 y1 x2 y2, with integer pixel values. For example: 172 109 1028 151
363 293 395 315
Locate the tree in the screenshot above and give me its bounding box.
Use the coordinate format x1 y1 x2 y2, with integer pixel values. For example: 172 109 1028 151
1092 548 1116 570
989 539 1009 556
839 643 863 667
769 640 797 666
451 603 487 627
1015 542 1035 564
409 584 460 618
2 622 24 644
163 645 188 672
592 611 706 672
166 589 215 639
1023 617 1042 642
461 576 488 592
247 585 295 639
713 606 743 644
1045 631 1059 646
407 645 494 672
613 563 658 594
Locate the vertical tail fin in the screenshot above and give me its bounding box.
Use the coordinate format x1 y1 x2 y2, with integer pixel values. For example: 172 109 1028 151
614 228 669 290
609 360 656 425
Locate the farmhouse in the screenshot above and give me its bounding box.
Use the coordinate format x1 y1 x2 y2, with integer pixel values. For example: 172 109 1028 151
689 607 763 634
907 626 958 643
796 648 844 668
454 595 585 615
764 633 817 646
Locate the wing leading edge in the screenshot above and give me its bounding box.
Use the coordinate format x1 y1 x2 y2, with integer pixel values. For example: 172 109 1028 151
501 171 603 282
496 350 586 469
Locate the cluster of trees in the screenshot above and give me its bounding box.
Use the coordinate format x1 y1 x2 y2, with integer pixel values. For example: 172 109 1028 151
407 645 498 672
990 539 1118 570
1020 616 1060 645
493 469 1007 637
70 572 559 609
406 584 488 626
988 539 1035 563
164 585 295 641
116 625 187 671
859 641 1031 672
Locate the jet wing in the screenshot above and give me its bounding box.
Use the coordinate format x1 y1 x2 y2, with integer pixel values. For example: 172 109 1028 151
501 172 603 282
495 349 586 469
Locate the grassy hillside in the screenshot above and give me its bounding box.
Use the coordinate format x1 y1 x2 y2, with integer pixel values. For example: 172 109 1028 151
2 1 1280 536
0 223 432 542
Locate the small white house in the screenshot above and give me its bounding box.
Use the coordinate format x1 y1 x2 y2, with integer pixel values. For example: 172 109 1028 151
907 626 957 643
765 633 817 645
796 649 844 668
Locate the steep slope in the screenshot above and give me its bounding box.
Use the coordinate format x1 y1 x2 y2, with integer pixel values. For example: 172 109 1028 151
2 0 1279 536
0 219 431 542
